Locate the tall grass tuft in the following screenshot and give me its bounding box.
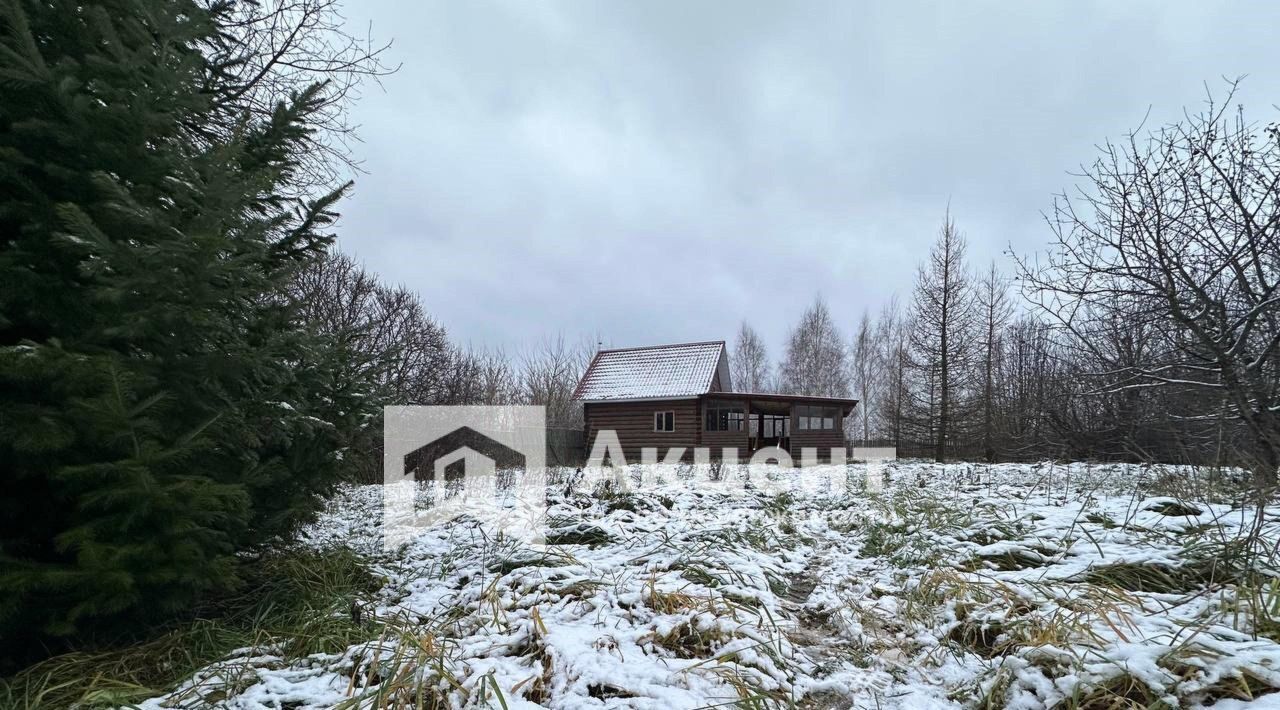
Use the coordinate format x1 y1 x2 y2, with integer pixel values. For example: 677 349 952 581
0 546 383 710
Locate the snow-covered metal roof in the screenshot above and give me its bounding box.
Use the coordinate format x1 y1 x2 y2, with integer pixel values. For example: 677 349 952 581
573 341 729 401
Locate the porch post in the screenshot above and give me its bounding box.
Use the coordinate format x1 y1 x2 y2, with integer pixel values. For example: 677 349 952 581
754 402 762 453
783 404 791 453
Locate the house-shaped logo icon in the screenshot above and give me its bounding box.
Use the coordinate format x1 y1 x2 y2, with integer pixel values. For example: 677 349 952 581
404 425 527 484
382 405 547 551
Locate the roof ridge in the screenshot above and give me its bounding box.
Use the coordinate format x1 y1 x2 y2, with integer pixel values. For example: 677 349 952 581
597 339 725 355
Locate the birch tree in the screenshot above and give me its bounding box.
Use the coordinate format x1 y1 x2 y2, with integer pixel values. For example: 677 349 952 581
731 321 772 392
780 297 850 397
850 311 877 441
874 300 911 446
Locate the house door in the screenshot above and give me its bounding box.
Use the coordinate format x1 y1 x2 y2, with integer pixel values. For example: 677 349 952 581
750 413 790 452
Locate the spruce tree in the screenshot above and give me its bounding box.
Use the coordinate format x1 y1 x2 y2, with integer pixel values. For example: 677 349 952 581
0 0 366 659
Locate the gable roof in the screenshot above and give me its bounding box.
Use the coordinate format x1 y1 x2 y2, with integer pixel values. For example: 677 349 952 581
572 341 731 401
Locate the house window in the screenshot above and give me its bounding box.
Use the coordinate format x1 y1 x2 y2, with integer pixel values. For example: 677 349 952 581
704 407 744 432
751 414 789 437
795 405 838 431
762 415 788 438
654 411 675 432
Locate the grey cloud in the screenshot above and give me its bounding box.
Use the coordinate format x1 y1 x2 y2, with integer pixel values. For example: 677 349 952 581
335 0 1280 354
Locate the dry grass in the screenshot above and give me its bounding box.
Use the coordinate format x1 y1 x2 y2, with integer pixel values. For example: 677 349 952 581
0 546 383 710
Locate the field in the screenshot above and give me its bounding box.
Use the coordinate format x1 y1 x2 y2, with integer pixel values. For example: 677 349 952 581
121 461 1280 709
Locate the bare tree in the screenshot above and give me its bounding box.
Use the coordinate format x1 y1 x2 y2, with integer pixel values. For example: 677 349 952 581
975 262 1014 460
436 347 520 406
437 348 483 405
849 311 876 441
519 335 591 429
1018 83 1280 483
198 0 397 189
779 296 850 397
873 299 911 446
997 317 1069 459
286 251 450 404
285 250 450 480
460 347 519 405
908 211 976 462
731 321 772 393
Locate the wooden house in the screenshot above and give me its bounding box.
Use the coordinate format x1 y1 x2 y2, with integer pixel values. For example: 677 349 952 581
571 340 857 462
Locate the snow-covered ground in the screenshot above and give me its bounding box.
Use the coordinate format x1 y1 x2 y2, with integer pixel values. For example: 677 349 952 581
142 462 1280 709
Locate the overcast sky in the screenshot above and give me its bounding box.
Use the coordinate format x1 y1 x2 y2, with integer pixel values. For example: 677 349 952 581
334 0 1280 357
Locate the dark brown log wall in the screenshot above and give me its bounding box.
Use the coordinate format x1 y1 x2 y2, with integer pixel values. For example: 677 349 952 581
584 399 699 463
700 399 749 455
582 397 853 465
790 425 846 463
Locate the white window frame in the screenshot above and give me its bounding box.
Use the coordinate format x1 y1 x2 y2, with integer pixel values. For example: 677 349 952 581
654 410 675 432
